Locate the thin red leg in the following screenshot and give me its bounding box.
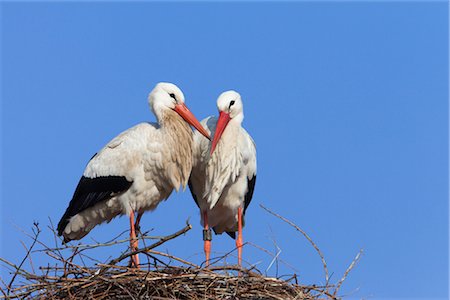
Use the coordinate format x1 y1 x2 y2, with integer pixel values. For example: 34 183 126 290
203 211 211 267
236 207 243 267
129 210 140 268
135 212 143 234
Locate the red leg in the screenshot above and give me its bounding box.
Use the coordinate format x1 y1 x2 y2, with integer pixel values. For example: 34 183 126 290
129 210 140 268
203 211 211 267
236 207 243 267
135 212 143 234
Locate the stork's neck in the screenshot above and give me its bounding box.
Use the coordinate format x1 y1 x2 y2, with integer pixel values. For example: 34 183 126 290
223 114 244 139
158 109 194 190
215 116 242 151
231 112 244 125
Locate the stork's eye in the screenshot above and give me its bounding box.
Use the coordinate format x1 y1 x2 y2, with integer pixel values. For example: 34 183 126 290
169 93 177 101
229 100 235 108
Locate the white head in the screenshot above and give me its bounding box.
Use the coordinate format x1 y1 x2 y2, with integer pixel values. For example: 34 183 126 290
210 90 245 154
149 82 185 115
216 90 244 122
148 82 210 139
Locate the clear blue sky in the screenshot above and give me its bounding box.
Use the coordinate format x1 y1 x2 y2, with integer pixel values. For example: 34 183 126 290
1 2 448 299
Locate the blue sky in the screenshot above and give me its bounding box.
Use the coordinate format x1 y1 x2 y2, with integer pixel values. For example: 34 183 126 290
1 2 448 299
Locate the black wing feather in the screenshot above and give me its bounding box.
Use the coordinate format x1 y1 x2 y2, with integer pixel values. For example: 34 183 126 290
57 175 132 236
225 231 236 239
188 177 200 208
244 175 256 213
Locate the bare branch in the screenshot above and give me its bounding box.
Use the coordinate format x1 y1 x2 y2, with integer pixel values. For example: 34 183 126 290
6 222 41 295
259 204 330 284
146 249 199 268
104 222 192 268
334 248 363 296
247 242 300 274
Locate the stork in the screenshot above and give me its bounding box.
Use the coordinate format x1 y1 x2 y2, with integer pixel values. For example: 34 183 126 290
188 90 257 267
57 82 210 268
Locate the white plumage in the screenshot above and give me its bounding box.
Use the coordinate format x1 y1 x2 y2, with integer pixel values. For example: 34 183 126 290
188 90 257 266
62 123 173 240
57 82 210 267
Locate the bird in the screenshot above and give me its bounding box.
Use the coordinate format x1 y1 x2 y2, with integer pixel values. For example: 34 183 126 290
57 82 210 268
188 90 257 267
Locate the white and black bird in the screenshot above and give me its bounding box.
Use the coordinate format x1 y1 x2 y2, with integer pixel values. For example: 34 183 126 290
188 91 257 266
57 82 210 267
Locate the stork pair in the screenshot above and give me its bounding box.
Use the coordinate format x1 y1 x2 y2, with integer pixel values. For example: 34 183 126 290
57 82 257 268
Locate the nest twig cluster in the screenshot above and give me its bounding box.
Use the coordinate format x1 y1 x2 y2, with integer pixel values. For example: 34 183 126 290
4 264 328 299
0 205 362 299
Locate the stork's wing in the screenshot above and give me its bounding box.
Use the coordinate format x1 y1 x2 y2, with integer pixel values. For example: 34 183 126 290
188 116 215 211
244 175 256 213
242 128 257 214
57 122 162 237
188 179 200 208
220 127 257 240
57 175 132 236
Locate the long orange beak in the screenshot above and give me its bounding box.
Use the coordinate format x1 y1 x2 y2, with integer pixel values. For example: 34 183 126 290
174 103 210 140
210 111 231 154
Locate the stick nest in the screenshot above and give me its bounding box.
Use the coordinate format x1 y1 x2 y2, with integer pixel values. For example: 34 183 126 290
16 265 321 300
1 205 362 299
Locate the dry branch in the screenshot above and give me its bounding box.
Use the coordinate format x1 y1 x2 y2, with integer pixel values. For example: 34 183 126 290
334 249 363 296
259 204 330 284
105 222 192 269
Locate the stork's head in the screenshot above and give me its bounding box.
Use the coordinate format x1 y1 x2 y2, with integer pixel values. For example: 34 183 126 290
149 82 210 140
149 82 185 112
210 90 244 154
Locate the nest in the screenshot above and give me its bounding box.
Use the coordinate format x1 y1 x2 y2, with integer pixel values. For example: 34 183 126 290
10 265 327 299
0 205 362 299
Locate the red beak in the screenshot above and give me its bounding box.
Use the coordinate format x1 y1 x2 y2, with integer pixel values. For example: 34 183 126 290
210 111 231 155
174 103 210 140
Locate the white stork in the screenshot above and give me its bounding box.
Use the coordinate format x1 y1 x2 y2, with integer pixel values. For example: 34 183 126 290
57 82 210 267
189 90 257 267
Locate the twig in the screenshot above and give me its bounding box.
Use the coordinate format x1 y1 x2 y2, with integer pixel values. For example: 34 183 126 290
206 265 258 276
247 242 300 273
35 235 161 253
334 248 363 296
89 228 129 245
143 222 192 252
12 222 57 258
266 241 281 277
47 218 65 261
0 258 36 280
6 222 41 295
45 251 92 275
206 242 250 268
0 277 8 299
146 250 199 268
19 241 35 274
260 204 330 284
105 222 192 268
